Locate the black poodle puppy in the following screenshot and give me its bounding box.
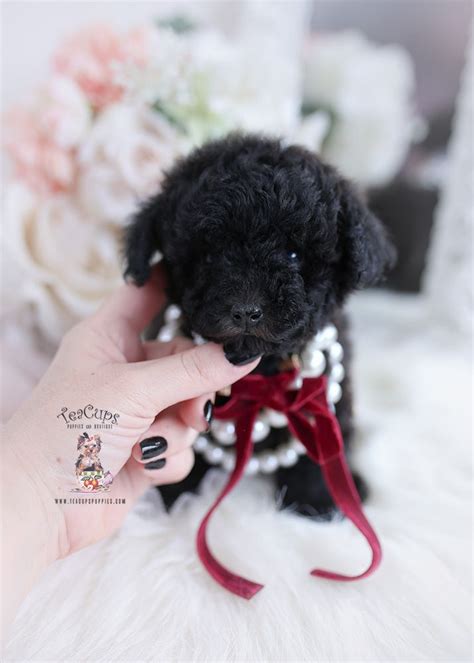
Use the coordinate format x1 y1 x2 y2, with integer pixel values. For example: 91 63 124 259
124 133 395 518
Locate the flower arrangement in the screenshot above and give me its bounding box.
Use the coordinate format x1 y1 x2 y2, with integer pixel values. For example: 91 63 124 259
3 19 418 343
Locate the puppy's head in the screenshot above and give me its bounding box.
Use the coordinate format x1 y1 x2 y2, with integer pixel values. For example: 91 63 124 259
77 433 101 456
124 134 395 362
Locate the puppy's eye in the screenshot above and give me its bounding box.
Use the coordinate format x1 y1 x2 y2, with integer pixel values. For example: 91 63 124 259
205 253 213 265
287 250 299 262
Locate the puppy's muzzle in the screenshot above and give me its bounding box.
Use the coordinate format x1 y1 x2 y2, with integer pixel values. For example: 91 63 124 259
230 303 263 331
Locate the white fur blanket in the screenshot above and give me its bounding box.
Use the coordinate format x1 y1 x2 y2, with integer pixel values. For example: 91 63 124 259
3 293 472 662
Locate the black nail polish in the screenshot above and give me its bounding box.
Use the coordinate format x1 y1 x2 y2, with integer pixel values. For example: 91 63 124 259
224 352 262 366
140 436 168 460
203 400 213 430
144 458 166 471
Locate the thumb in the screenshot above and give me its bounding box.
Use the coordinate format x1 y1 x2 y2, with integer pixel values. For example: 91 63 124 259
122 343 261 413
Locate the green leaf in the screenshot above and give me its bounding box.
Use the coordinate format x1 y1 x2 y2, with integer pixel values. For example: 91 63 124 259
155 15 196 34
151 100 186 133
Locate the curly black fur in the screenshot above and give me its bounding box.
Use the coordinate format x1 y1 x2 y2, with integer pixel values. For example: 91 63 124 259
124 133 395 518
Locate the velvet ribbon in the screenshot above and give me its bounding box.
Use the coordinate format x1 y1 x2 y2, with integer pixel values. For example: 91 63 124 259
196 369 382 599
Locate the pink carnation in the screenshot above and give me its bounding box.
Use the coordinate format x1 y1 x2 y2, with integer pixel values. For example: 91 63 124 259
53 25 152 110
4 108 76 195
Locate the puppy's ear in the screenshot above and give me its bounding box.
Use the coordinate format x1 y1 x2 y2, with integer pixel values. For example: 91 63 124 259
123 194 164 286
77 435 85 451
336 178 396 297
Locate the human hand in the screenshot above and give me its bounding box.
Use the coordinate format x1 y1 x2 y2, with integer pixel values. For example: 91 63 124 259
1 267 260 632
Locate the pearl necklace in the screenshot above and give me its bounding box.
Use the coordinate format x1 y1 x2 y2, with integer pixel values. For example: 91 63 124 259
158 305 344 475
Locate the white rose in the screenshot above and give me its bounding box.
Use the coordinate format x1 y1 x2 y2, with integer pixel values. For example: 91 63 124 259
36 75 91 149
291 110 331 154
119 29 231 142
4 183 122 342
304 31 417 186
193 30 301 136
118 28 195 109
77 102 188 225
120 27 300 141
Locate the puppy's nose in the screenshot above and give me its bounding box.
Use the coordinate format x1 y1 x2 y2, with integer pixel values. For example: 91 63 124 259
231 304 263 328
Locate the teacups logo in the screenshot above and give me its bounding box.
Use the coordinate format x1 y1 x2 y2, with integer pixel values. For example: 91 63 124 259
57 404 120 430
57 405 119 493
72 432 113 493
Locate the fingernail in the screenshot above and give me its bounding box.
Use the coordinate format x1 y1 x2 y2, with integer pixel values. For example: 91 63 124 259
224 352 262 366
144 458 166 471
140 436 168 460
203 400 213 431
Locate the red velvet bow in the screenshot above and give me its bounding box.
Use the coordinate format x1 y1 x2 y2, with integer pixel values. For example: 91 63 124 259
196 369 382 599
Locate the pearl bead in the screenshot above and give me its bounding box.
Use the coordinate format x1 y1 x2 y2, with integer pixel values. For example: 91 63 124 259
290 438 306 455
158 325 176 342
288 375 303 390
311 334 323 350
259 452 279 474
326 323 338 339
327 381 342 404
210 420 236 445
330 362 345 383
164 304 182 323
313 324 338 350
300 349 326 377
193 435 209 452
304 338 321 353
276 445 299 467
222 452 235 472
204 444 224 465
252 418 270 442
328 342 344 362
192 332 206 346
263 409 288 428
245 457 260 476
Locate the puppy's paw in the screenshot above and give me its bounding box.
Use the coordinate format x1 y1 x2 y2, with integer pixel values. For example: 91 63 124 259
351 471 370 503
223 340 262 366
282 495 340 521
277 460 370 522
279 487 339 521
